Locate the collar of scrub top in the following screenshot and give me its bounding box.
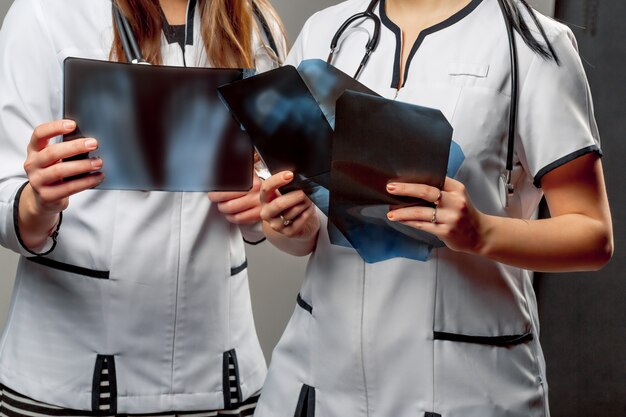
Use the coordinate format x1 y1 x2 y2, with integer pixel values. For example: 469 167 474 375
326 0 556 206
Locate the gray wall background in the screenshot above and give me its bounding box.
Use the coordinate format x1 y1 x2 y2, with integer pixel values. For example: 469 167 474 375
0 0 554 361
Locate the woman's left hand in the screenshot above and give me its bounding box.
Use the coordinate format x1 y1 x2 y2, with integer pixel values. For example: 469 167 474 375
208 175 262 225
386 177 488 254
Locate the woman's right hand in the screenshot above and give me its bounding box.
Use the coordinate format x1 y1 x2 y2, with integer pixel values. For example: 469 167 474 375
18 119 104 250
259 171 320 256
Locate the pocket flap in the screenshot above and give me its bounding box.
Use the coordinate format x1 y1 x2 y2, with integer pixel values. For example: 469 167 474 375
448 62 490 78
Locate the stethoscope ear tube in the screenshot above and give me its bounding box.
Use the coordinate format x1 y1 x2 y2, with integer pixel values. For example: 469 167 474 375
113 6 135 63
112 2 148 64
327 0 382 79
497 0 519 201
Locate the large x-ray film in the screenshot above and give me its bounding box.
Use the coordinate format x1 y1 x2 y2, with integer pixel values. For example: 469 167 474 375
329 90 453 263
297 59 379 129
218 65 333 200
218 60 379 211
63 58 253 192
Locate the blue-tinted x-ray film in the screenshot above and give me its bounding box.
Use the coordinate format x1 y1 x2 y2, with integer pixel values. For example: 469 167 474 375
297 59 379 128
329 90 455 263
218 65 333 213
63 58 253 192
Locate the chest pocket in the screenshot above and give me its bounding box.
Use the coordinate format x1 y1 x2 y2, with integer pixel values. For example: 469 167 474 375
448 62 490 88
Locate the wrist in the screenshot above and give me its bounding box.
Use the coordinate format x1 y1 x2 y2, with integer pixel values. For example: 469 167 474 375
473 213 497 258
18 184 61 249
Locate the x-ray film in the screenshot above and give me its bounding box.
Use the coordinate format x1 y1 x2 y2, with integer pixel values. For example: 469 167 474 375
329 90 453 263
218 60 379 212
63 58 253 192
297 59 379 129
218 64 333 203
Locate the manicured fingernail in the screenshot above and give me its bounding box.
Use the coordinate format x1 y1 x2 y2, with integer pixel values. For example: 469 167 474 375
387 183 396 191
84 139 98 150
91 158 103 169
387 212 395 221
63 120 76 130
284 172 294 180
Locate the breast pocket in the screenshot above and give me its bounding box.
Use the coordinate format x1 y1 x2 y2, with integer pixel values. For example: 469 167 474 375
448 62 490 83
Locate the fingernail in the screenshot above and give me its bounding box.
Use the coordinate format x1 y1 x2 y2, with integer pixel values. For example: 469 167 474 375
387 212 395 221
91 158 103 169
85 139 98 150
284 172 294 181
387 183 396 191
63 120 76 130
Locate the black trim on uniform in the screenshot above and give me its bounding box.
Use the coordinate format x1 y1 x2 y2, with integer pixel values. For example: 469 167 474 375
533 145 602 188
243 237 266 246
222 350 243 410
294 385 315 417
27 256 110 279
185 0 197 46
230 259 248 276
13 181 63 257
434 331 533 346
379 0 484 88
296 294 313 315
252 1 280 58
92 355 117 415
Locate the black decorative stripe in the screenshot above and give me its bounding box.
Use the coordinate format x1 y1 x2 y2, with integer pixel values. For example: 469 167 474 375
296 294 313 315
185 0 197 46
380 0 484 88
13 181 63 257
434 331 533 346
92 355 117 415
243 237 266 246
26 256 110 279
222 350 243 410
230 260 248 276
533 145 602 188
252 1 280 59
294 385 315 417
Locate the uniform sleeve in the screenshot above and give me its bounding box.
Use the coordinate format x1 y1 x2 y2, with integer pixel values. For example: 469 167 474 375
0 0 62 256
517 28 601 188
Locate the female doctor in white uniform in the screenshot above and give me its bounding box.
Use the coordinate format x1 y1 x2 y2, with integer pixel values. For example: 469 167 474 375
0 0 284 415
256 0 613 416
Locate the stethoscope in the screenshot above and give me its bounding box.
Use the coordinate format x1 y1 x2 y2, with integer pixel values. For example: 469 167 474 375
326 0 526 202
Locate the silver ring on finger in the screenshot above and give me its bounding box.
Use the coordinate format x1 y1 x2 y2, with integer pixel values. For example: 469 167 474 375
430 207 437 224
280 215 292 227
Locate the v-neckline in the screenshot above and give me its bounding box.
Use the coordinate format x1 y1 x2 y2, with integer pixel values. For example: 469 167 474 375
379 0 484 88
158 0 198 48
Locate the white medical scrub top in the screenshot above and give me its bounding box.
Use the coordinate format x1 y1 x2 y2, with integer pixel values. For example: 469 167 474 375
0 0 283 413
255 0 600 416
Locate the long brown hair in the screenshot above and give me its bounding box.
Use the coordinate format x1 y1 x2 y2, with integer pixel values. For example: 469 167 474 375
111 0 286 67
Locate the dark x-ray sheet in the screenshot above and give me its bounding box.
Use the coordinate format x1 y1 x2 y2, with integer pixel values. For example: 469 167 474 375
329 90 453 263
217 59 377 210
63 58 253 192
